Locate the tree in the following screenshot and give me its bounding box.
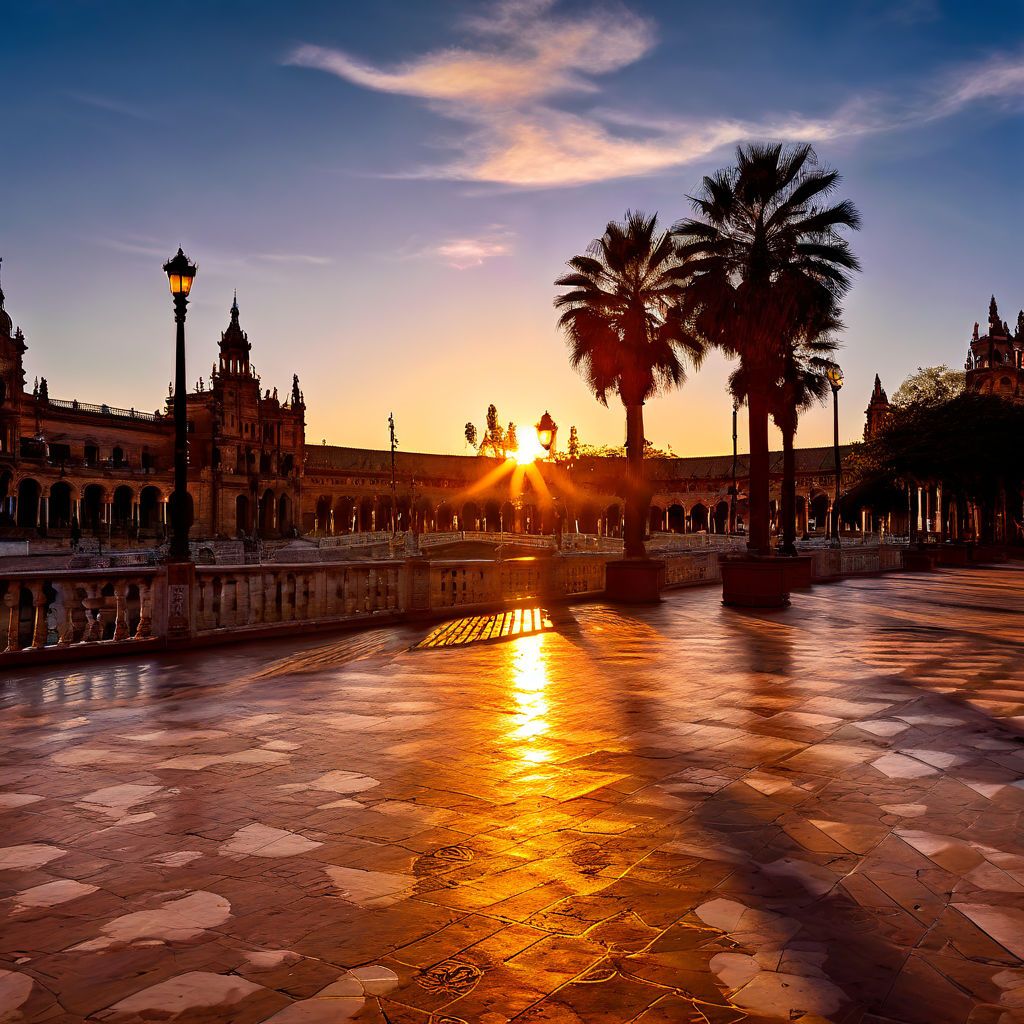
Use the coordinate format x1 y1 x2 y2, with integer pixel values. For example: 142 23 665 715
483 404 506 458
892 365 965 408
555 210 706 558
856 393 1024 544
730 330 838 552
505 422 518 454
464 422 478 449
676 143 860 555
567 425 580 461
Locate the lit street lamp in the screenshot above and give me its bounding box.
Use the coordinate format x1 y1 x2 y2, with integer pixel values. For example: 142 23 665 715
729 398 738 534
163 248 197 562
826 365 844 545
535 412 561 545
535 411 558 456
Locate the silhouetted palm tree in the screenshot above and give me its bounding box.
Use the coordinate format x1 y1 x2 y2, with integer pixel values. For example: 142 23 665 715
555 210 705 558
731 329 839 553
676 143 860 555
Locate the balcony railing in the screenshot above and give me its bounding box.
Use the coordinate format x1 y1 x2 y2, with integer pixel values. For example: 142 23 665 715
44 398 164 422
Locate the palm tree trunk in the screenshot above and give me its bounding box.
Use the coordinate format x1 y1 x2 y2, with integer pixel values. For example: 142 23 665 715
781 411 797 555
624 402 647 559
747 386 772 555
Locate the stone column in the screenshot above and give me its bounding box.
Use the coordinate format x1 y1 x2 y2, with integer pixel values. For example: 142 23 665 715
917 486 924 533
936 482 944 541
38 496 47 529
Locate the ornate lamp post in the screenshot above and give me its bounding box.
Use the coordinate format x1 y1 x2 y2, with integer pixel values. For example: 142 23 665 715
535 412 559 543
729 398 738 534
163 248 197 562
826 365 844 545
535 411 558 457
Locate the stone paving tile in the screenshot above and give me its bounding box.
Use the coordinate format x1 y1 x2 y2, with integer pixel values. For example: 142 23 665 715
2 565 1024 1022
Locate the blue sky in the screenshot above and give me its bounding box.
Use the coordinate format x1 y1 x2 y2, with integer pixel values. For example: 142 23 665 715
3 0 1022 456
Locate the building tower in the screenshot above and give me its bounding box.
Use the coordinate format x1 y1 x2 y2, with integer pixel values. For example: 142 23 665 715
965 295 1023 401
218 292 252 378
0 259 27 457
864 374 891 438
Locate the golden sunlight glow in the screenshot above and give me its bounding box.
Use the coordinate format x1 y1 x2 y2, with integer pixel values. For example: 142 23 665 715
508 631 550 760
508 432 546 464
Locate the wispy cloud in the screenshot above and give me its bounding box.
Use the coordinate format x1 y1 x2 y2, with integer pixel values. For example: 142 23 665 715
97 237 331 270
288 0 652 107
254 252 332 266
289 4 1024 190
67 92 155 121
403 227 514 268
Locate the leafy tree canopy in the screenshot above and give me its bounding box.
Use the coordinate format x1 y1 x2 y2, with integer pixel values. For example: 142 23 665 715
856 393 1024 500
891 365 965 408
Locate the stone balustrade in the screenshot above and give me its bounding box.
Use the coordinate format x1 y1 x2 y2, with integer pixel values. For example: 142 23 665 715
0 544 909 664
809 545 905 580
1 568 159 655
193 562 404 633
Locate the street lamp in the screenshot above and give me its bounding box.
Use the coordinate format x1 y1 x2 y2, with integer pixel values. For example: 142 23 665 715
535 411 558 456
729 398 738 534
826 365 844 545
163 248 197 561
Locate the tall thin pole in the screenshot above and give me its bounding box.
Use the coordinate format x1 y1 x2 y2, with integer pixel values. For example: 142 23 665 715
730 400 738 534
169 294 191 561
388 412 398 536
831 385 842 546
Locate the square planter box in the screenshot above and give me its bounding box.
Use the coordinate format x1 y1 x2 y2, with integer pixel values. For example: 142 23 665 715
972 544 1008 564
937 544 970 566
720 556 791 608
782 554 814 589
902 549 936 572
605 559 664 603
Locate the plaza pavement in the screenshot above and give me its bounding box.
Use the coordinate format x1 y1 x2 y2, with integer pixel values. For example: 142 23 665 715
1 565 1024 1023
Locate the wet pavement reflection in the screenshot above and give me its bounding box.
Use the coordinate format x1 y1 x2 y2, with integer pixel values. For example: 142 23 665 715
1 566 1024 1022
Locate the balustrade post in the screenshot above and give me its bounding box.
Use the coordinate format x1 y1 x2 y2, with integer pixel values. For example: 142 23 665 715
247 573 263 624
3 588 21 653
53 582 75 645
134 581 153 639
235 573 250 626
263 573 277 623
29 583 49 649
112 580 130 641
84 585 105 641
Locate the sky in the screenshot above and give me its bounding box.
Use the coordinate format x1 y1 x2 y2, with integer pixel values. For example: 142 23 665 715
3 0 1023 458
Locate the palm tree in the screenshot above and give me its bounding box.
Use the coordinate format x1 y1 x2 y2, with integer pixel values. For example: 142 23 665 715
555 210 705 558
676 143 860 555
730 330 838 553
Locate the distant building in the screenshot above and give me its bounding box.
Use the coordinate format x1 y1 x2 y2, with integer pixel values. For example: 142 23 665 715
864 374 892 439
965 295 1024 400
0 273 303 539
2 261 949 542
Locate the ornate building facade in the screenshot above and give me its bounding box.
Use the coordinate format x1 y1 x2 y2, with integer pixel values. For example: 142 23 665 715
0 274 303 541
14 268 1012 545
965 296 1024 399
